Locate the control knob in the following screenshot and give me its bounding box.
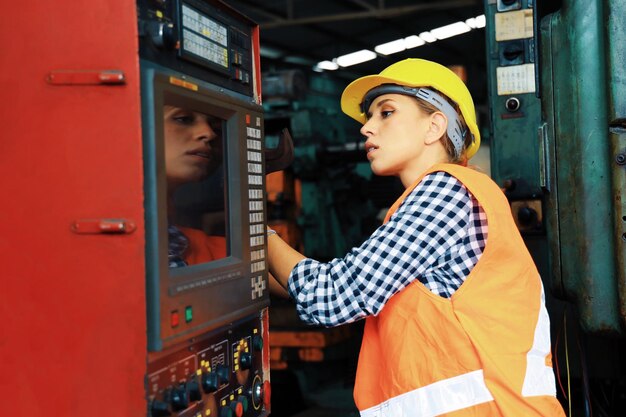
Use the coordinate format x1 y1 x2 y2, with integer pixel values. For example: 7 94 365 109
145 21 177 49
216 364 230 385
169 384 189 411
250 377 271 409
239 352 252 370
201 371 219 393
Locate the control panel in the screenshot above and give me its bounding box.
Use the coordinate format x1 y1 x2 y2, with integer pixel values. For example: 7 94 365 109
138 0 256 97
484 0 544 236
138 1 271 416
148 311 270 417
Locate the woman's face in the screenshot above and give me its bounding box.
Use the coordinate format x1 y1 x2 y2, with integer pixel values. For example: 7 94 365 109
163 105 223 188
360 94 433 181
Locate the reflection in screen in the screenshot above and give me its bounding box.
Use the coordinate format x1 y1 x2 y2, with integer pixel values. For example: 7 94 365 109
163 104 228 268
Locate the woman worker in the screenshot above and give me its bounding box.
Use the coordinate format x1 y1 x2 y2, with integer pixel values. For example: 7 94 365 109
266 59 565 416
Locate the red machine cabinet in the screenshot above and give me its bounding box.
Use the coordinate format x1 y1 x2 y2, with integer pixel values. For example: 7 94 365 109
0 1 147 415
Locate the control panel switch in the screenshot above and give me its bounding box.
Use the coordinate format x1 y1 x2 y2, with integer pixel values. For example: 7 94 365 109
239 352 252 370
169 384 189 411
201 372 219 393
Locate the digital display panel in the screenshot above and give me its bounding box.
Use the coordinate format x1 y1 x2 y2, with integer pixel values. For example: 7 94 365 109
181 3 229 68
145 73 267 351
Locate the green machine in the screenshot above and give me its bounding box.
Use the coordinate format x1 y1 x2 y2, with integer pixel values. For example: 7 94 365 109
539 0 626 336
485 0 625 335
485 0 626 411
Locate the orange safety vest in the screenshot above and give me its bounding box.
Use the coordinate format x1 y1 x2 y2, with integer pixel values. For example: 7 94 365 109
178 226 227 266
353 163 565 417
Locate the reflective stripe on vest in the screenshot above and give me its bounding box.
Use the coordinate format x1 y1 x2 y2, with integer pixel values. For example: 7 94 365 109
360 370 493 417
522 286 557 397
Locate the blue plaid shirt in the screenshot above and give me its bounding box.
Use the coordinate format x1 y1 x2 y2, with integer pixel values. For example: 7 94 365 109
287 171 488 327
168 225 189 268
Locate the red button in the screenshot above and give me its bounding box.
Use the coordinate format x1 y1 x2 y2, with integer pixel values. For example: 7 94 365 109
171 310 179 327
245 114 250 124
235 402 243 417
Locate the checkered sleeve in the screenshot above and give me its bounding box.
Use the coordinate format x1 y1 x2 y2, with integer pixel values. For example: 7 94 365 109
287 171 487 327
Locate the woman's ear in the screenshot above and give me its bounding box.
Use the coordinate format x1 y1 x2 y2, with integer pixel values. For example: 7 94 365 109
424 112 448 145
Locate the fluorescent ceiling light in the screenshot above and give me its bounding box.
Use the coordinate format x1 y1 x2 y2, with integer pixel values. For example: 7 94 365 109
312 14 485 72
336 49 377 67
404 35 426 49
419 31 437 43
430 21 471 40
375 39 406 55
474 15 486 28
465 17 478 29
465 15 486 29
316 60 339 71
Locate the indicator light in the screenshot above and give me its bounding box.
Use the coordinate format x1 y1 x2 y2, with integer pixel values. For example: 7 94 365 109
185 306 193 323
171 310 180 327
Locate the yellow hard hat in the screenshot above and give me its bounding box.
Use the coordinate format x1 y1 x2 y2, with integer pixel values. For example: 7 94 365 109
340 58 481 159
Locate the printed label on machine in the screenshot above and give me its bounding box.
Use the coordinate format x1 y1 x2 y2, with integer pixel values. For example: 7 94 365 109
496 64 536 95
181 3 229 67
495 9 534 41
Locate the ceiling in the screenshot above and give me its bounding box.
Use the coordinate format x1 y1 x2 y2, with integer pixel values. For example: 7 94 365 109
224 0 488 103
